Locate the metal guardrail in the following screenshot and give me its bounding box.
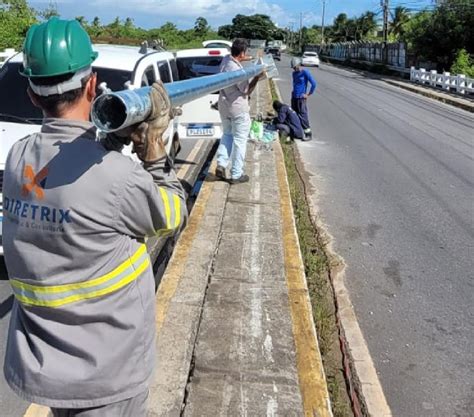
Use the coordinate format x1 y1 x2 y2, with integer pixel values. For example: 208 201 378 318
0 48 16 67
410 67 474 95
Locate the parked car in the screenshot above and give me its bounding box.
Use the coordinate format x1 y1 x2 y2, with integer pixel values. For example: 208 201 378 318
266 47 281 61
0 44 181 255
202 40 232 50
302 51 320 67
175 48 229 141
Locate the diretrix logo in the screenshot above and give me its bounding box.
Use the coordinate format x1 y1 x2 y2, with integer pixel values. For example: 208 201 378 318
21 165 48 200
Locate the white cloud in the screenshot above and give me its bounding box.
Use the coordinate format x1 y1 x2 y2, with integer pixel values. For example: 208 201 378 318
91 0 289 26
30 0 321 29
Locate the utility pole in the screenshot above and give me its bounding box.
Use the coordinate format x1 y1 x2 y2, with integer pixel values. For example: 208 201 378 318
382 0 389 63
321 0 327 45
299 12 303 53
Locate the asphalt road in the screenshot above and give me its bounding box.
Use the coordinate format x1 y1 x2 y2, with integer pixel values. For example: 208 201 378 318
276 56 474 417
0 137 214 416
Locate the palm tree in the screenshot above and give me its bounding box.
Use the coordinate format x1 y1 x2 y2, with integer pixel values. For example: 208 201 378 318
390 6 410 39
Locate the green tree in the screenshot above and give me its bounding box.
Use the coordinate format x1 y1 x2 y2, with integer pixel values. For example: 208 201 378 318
356 11 377 40
75 16 87 27
450 48 474 76
194 16 209 36
332 13 349 42
226 14 279 40
38 0 59 20
390 6 410 39
217 24 233 39
0 0 37 49
402 0 474 69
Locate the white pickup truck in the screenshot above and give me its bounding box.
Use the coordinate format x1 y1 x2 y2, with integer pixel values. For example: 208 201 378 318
0 44 181 254
175 47 229 141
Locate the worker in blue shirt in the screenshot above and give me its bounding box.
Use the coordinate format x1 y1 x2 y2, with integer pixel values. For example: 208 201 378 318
272 100 306 142
290 57 317 140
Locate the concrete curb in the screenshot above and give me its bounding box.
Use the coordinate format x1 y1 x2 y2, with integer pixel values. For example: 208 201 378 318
271 77 392 417
274 142 333 417
383 79 474 113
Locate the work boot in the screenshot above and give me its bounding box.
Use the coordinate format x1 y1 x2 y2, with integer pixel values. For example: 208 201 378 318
228 174 250 185
215 165 226 180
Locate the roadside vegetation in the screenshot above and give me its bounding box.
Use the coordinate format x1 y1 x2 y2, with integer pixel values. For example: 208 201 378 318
293 0 473 74
2 0 471 74
269 81 355 417
0 2 284 51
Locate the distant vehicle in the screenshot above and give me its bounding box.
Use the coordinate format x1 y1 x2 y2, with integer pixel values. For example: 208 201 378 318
302 51 320 67
265 47 281 61
175 48 229 141
202 40 232 50
0 44 181 255
249 39 266 49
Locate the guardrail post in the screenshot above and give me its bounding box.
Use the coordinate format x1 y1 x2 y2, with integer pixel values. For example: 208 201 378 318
420 68 427 84
442 72 450 90
410 66 415 82
466 78 473 95
456 74 466 94
430 70 437 87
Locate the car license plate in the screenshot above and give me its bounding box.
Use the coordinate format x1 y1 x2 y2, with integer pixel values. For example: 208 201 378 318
187 125 214 137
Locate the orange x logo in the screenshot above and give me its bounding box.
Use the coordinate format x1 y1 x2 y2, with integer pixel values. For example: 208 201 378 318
21 165 49 200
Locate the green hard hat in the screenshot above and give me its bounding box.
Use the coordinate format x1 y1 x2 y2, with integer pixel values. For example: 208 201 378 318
21 17 98 78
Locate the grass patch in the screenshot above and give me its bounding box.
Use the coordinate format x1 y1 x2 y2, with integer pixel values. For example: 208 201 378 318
270 80 354 417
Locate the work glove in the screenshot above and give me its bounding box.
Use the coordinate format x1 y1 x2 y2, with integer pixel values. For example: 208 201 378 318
101 130 131 152
130 80 173 164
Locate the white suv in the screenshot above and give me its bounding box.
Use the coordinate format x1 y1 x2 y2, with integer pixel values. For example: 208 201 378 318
302 51 320 67
0 43 181 254
175 48 229 141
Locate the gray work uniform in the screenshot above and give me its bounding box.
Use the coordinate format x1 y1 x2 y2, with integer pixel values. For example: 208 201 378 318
2 119 187 410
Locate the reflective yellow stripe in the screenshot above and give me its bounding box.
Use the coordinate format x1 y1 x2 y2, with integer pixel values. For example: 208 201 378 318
173 194 181 229
10 245 147 294
15 258 150 308
159 187 171 229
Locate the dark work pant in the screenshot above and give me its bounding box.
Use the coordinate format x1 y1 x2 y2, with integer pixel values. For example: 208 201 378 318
291 97 311 130
275 123 290 136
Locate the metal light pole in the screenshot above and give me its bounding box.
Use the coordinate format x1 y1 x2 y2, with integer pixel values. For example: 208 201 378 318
92 58 278 133
299 12 303 53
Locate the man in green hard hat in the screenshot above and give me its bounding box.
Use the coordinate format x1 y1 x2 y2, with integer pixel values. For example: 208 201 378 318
2 17 187 417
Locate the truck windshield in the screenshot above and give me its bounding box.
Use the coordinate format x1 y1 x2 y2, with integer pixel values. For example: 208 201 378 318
0 62 131 123
177 56 224 81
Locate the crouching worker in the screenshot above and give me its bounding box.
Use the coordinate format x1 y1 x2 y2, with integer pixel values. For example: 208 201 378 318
273 100 307 142
2 17 187 417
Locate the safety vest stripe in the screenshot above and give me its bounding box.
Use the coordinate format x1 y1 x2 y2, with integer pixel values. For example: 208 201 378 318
10 244 147 294
12 250 148 301
159 187 171 229
11 245 146 293
173 194 181 229
13 257 151 308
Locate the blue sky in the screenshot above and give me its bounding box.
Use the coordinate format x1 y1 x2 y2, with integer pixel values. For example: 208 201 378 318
29 0 435 29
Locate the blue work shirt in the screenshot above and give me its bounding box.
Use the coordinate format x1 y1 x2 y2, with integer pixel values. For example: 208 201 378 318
275 104 304 139
292 69 317 98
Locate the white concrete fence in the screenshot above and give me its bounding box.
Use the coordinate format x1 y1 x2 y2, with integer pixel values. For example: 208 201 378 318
410 67 474 95
0 48 17 67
